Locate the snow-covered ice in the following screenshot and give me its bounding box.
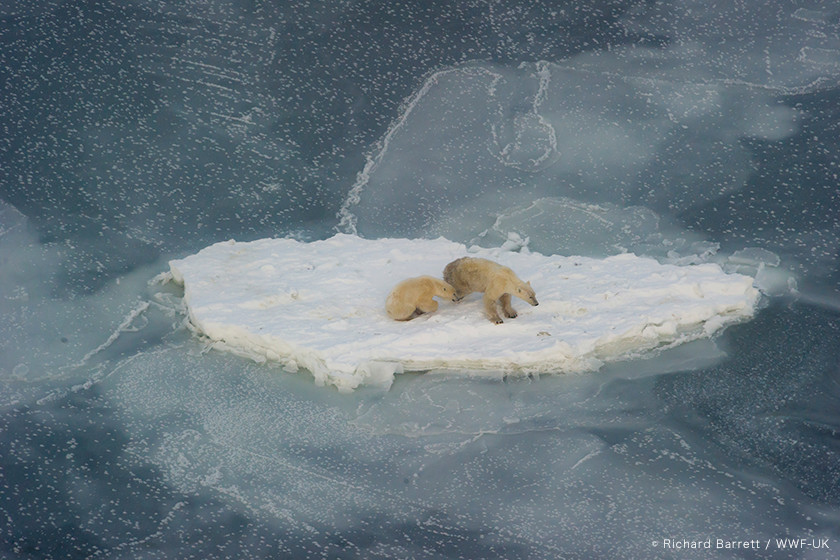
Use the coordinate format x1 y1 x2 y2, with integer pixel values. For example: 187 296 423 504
169 234 760 390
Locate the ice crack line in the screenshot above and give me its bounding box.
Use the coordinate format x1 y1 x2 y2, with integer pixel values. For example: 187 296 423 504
336 65 503 235
215 438 560 554
89 501 188 558
488 60 558 172
71 300 151 369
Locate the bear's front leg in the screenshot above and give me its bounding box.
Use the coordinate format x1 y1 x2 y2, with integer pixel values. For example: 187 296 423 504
416 298 439 314
483 294 504 324
500 293 518 318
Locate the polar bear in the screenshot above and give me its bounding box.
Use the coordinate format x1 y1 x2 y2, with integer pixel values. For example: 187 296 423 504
443 257 538 324
386 276 457 321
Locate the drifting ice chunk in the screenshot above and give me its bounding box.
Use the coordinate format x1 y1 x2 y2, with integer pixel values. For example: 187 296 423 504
168 234 760 391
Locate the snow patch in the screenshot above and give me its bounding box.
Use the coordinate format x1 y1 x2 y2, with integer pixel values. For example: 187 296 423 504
168 235 761 391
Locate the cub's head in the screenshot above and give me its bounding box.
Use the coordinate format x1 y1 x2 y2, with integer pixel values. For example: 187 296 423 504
516 281 539 306
437 279 458 302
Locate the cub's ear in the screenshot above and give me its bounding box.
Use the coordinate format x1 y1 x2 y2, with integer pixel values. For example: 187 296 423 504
526 281 532 287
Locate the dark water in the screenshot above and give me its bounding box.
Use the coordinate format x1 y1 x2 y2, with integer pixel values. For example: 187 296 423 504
2 1 840 558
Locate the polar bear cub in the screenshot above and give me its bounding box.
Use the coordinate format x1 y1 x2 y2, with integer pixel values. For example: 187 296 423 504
443 257 538 324
386 276 457 321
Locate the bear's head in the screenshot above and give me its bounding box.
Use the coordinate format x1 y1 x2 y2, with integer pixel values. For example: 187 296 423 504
516 281 539 306
439 281 458 302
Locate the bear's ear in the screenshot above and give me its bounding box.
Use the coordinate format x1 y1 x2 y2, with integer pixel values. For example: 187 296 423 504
526 281 532 287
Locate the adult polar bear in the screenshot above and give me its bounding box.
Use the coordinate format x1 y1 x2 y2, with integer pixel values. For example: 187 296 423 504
444 257 538 324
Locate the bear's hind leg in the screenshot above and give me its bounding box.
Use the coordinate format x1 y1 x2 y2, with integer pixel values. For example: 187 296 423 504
387 298 413 320
500 293 517 318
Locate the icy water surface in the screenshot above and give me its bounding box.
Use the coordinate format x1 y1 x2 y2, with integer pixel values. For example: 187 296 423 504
2 0 840 558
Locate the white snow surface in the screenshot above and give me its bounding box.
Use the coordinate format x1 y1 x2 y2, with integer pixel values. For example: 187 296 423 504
169 234 760 391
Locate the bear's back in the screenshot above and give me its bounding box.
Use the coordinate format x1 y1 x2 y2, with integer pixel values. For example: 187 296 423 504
446 257 513 292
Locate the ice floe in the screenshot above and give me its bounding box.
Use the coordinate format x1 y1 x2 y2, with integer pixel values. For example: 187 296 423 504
168 234 761 391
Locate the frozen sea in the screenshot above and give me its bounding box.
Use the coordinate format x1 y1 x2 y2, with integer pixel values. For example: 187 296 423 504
2 1 840 558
